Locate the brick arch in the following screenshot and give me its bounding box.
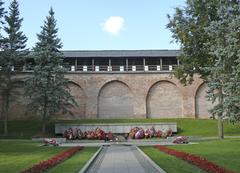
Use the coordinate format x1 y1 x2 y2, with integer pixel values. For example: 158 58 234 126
59 81 86 119
97 80 134 119
195 83 214 118
146 80 183 118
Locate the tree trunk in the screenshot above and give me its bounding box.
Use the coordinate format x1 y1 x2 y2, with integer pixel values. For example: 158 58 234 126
4 99 9 136
42 102 47 135
42 120 46 135
218 116 224 139
218 88 224 139
42 111 46 135
0 100 4 120
4 114 8 136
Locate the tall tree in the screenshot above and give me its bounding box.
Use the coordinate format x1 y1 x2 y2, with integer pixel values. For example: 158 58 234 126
0 0 27 135
168 0 240 139
205 0 240 138
0 0 6 120
0 0 5 38
25 8 76 134
167 0 219 84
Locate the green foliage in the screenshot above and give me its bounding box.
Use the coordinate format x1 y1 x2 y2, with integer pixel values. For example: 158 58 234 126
0 0 27 135
3 0 28 59
168 0 240 138
167 0 219 84
205 1 240 122
25 8 76 133
0 0 5 36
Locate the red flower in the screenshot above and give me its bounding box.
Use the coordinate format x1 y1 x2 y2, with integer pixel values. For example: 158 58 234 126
21 146 82 173
155 145 235 173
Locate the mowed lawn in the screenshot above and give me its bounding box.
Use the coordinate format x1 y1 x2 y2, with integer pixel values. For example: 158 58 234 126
0 140 98 173
47 147 98 173
1 118 240 139
140 146 205 173
169 139 240 172
0 140 66 173
0 120 55 139
141 139 240 173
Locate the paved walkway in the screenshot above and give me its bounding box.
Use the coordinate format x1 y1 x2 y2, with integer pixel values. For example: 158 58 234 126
84 145 165 173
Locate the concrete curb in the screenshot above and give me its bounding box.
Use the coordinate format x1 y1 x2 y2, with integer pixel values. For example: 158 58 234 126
189 136 240 142
79 146 103 173
136 146 167 173
60 141 176 147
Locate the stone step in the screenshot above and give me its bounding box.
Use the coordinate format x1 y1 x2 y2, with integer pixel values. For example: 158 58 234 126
115 135 127 142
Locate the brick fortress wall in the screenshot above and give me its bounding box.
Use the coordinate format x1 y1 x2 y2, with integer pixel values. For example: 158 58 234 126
1 72 214 120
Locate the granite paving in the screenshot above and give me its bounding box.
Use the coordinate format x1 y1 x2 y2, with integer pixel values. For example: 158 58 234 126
84 145 165 173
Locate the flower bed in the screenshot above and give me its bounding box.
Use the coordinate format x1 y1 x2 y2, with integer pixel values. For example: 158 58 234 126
155 145 235 173
21 146 82 173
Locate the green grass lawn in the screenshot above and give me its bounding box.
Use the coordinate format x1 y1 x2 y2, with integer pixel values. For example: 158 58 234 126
0 140 66 173
1 118 240 139
0 120 55 139
141 139 240 173
0 139 99 173
0 134 239 173
140 146 205 173
47 147 98 173
169 139 240 172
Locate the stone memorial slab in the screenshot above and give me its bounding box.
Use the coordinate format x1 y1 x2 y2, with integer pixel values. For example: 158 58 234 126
55 122 177 134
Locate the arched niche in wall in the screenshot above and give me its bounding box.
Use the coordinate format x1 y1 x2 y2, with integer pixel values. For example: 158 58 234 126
195 83 215 118
61 82 86 119
146 81 182 118
98 80 134 119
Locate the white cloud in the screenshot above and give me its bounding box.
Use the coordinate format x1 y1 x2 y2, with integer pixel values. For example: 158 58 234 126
102 16 125 35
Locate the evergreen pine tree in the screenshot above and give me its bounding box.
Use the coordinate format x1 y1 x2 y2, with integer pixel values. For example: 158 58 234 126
0 0 5 38
0 0 6 121
0 0 27 135
25 8 76 134
223 1 240 123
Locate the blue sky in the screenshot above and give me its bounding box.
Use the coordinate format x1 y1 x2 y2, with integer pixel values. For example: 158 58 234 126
5 0 185 50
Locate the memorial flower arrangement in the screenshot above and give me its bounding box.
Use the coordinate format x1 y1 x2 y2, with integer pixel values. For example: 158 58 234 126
155 145 235 173
21 146 82 173
172 136 189 144
43 138 58 146
63 128 114 141
128 127 172 139
63 127 172 140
